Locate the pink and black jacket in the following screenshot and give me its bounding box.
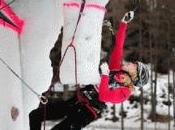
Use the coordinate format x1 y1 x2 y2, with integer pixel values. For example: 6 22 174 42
98 22 131 104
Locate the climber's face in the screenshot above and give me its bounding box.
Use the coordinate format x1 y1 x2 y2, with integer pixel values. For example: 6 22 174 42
122 62 137 76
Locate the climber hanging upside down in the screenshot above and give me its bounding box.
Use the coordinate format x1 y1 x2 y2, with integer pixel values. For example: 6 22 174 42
29 11 149 130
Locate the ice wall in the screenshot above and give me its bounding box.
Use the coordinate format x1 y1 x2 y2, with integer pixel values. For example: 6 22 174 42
0 0 63 129
60 0 109 85
17 0 63 129
0 28 24 130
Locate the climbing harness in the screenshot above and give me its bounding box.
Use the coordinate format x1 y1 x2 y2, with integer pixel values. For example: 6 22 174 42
76 85 107 119
76 88 98 119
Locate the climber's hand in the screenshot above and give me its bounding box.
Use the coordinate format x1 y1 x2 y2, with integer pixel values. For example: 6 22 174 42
121 11 134 24
100 62 109 75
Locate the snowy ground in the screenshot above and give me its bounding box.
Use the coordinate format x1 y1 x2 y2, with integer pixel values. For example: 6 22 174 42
43 119 175 130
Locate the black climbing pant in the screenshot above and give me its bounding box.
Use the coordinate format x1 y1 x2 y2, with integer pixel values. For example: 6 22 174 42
29 97 95 130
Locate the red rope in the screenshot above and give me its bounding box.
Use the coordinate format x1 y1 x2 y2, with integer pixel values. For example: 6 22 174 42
59 43 78 84
59 0 86 85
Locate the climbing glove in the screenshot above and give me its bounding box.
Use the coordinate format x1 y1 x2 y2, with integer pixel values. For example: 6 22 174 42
121 11 134 24
100 62 110 75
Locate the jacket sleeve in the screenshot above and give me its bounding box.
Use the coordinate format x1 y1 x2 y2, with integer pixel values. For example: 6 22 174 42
109 22 128 71
98 75 131 104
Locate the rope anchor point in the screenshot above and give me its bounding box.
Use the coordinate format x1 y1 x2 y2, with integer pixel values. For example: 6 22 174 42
39 95 48 105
